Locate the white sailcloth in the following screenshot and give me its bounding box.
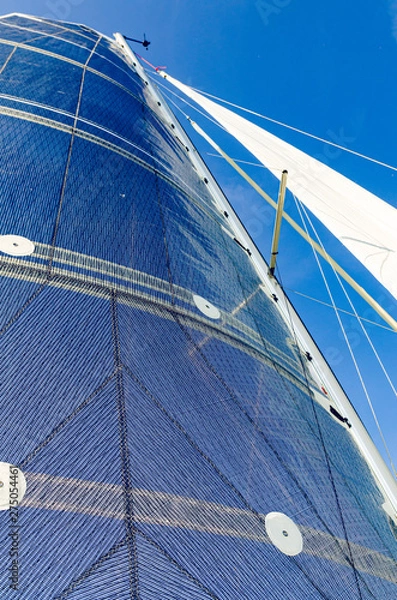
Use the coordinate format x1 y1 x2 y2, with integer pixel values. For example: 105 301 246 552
162 73 397 301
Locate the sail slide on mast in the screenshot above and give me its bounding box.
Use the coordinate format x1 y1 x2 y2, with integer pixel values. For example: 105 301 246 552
0 12 396 599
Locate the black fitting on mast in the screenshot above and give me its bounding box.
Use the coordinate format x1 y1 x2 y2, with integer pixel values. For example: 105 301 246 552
330 406 352 428
123 34 151 50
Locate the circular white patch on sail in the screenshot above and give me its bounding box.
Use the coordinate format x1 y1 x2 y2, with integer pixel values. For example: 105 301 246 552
0 235 35 256
193 294 221 320
0 463 27 511
265 512 303 556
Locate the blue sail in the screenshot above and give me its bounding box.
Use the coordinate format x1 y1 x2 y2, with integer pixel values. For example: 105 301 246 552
0 13 396 599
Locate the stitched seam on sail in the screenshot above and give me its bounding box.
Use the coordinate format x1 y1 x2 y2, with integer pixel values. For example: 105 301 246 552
53 537 128 600
110 291 141 599
19 371 119 470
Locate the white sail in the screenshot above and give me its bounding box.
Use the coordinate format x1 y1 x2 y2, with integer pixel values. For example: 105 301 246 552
162 73 397 301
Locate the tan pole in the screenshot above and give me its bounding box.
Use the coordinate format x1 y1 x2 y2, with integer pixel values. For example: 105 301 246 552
269 170 288 277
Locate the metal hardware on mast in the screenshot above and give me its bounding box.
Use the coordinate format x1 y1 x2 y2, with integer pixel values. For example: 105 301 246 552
122 33 151 50
108 64 397 509
269 170 288 277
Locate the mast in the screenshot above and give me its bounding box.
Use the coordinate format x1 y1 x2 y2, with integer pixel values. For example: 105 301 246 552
154 74 397 513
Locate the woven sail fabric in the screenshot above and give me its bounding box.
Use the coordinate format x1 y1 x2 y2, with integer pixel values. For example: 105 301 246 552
0 13 396 599
163 73 397 301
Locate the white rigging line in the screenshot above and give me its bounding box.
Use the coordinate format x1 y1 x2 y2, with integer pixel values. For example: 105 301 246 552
160 90 190 120
153 77 227 130
298 199 397 402
207 153 268 168
155 75 397 187
190 85 397 174
292 194 397 478
286 290 396 332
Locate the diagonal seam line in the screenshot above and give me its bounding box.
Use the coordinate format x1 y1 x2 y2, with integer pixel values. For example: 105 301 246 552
53 537 128 600
0 44 16 76
19 370 120 470
0 255 318 393
134 526 222 600
121 362 339 599
122 363 266 513
0 280 47 338
222 214 377 587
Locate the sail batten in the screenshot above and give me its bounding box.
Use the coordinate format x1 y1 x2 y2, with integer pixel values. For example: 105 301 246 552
163 73 397 301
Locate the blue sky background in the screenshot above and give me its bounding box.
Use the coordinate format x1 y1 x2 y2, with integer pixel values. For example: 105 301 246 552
3 1 397 474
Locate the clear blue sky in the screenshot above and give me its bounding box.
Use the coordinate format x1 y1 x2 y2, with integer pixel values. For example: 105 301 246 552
3 1 397 473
